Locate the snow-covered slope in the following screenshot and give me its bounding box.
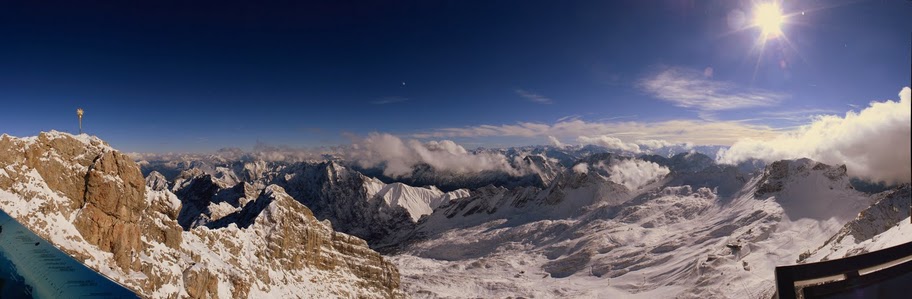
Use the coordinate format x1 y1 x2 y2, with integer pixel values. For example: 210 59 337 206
122 138 909 298
169 159 471 244
0 131 402 298
804 184 912 262
388 158 879 298
372 183 468 222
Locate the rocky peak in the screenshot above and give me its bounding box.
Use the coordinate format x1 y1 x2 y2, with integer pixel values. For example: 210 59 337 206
1 131 147 271
519 154 561 185
213 166 240 186
144 173 182 221
1 131 405 298
241 160 268 181
756 159 849 196
549 166 611 190
641 152 715 173
323 160 353 184
145 170 169 191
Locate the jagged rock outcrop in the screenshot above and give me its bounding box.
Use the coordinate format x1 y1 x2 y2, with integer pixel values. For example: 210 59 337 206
185 184 401 297
75 149 148 270
146 171 170 192
143 171 184 249
756 159 849 197
641 152 715 174
0 132 147 271
170 159 473 248
803 184 912 261
751 159 864 222
276 161 420 243
835 184 911 242
0 131 404 298
354 162 548 193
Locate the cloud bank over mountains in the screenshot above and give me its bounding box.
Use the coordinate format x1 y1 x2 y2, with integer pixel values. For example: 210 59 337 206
547 136 564 147
570 159 670 190
718 87 911 183
605 159 670 190
349 133 521 178
130 86 910 185
577 135 642 153
574 136 696 154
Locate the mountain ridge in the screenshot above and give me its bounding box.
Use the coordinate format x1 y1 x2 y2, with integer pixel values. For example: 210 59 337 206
0 131 403 298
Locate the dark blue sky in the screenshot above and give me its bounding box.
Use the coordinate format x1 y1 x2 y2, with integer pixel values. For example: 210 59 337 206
1 0 909 152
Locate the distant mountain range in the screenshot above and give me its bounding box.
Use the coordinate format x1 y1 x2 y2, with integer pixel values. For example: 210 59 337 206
1 131 908 298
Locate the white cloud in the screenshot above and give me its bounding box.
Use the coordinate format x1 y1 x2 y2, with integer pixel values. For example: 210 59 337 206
349 133 521 178
577 135 641 153
635 139 674 149
413 119 780 146
639 66 787 111
547 136 564 147
556 115 581 122
601 159 670 190
572 163 589 174
516 89 553 104
718 87 911 184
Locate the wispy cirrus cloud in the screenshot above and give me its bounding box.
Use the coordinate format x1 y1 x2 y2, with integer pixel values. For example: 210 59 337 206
515 89 553 104
755 108 842 121
371 96 409 105
556 114 581 122
639 66 787 111
411 118 782 146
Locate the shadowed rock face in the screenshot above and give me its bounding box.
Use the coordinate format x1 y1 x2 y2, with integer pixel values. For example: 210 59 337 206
0 132 404 298
755 159 848 197
805 184 912 262
203 185 401 294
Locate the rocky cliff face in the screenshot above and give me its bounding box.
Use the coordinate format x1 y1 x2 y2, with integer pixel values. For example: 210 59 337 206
0 132 146 271
755 158 849 197
277 162 426 243
0 131 402 298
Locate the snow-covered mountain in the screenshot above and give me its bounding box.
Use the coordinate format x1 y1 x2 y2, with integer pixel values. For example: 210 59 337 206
803 184 911 262
352 160 552 192
372 183 469 222
165 159 473 245
0 131 402 298
132 140 910 299
385 158 907 298
640 152 716 173
4 131 908 298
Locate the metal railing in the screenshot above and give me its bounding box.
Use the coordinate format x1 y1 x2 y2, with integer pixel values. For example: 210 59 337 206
0 209 140 298
775 241 912 299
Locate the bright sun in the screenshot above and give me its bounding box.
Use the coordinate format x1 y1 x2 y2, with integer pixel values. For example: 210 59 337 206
753 3 783 38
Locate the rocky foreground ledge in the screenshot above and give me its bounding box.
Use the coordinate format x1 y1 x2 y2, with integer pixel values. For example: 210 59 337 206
0 131 402 298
